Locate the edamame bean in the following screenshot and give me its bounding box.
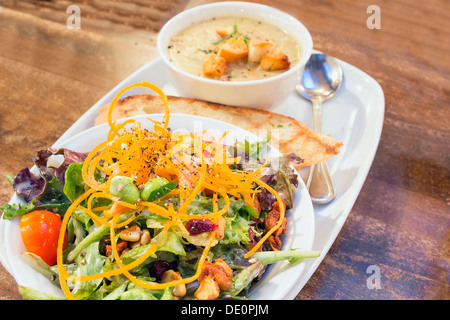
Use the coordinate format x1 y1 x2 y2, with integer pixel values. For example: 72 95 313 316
140 177 177 202
109 176 140 204
181 135 194 146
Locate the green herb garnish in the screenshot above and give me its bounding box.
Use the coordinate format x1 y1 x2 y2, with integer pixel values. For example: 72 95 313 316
213 24 250 46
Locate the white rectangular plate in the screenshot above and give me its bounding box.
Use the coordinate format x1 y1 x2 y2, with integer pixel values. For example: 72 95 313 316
1 54 384 299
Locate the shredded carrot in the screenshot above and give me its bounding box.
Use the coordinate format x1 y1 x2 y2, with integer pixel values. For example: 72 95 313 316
56 81 288 300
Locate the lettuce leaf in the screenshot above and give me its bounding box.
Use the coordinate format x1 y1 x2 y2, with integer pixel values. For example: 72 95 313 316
1 148 88 219
252 248 321 266
225 261 265 297
33 148 88 185
19 286 66 300
1 197 71 220
151 231 186 256
221 213 253 245
1 201 37 220
71 241 105 300
224 249 320 297
11 167 46 203
63 162 85 203
1 174 72 220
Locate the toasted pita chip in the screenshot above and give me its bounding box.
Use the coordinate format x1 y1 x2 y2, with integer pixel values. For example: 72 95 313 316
95 94 342 168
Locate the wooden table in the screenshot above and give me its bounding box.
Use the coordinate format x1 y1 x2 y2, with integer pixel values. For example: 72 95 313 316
0 0 448 300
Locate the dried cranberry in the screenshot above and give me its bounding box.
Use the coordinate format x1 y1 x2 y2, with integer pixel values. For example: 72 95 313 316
185 219 218 235
183 243 197 252
148 260 175 281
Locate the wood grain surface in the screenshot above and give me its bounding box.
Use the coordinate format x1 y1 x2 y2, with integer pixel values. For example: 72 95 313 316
0 0 448 300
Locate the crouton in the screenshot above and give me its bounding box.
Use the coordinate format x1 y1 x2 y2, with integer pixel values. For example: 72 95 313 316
259 46 290 71
202 54 228 76
216 26 234 38
248 38 275 63
217 36 248 62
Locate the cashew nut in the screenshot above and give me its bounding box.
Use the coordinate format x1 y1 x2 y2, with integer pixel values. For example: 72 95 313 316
195 275 220 300
162 270 186 299
119 224 142 242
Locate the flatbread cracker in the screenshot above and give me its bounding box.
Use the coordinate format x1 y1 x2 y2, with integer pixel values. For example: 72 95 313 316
94 94 342 168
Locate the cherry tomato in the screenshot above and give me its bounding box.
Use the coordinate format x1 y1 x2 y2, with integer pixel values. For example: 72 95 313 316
19 210 66 266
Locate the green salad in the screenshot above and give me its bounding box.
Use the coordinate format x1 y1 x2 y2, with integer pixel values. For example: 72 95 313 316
1 84 320 300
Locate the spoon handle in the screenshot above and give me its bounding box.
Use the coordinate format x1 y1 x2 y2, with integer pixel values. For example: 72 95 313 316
306 162 336 204
311 99 323 132
307 99 336 204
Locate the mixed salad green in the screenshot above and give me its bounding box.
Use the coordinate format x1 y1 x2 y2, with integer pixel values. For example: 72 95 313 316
1 132 319 300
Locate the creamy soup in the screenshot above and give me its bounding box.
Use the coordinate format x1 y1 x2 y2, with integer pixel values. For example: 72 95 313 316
167 17 301 81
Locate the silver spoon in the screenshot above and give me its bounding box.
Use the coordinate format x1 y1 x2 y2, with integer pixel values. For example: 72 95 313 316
296 53 343 204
